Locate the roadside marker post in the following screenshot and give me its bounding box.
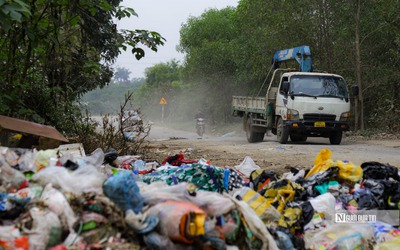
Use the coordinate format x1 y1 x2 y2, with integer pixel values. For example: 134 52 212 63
159 97 167 123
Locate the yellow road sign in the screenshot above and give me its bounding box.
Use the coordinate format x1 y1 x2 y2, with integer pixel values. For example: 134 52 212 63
159 97 167 105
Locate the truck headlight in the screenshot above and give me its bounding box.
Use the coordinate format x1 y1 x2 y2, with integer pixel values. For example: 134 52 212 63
340 112 350 122
287 109 299 120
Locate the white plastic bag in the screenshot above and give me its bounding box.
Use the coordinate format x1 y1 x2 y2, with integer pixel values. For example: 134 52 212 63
234 156 261 178
308 192 336 220
40 184 77 230
33 164 107 194
22 207 62 250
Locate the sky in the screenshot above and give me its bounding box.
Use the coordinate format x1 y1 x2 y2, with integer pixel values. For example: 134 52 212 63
113 0 239 78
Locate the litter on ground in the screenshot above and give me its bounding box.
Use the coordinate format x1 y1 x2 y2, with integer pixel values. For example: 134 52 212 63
0 145 399 250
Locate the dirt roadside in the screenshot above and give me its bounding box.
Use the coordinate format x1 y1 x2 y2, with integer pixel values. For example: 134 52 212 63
144 125 400 175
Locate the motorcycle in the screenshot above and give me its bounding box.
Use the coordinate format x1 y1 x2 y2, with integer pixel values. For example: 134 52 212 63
196 118 205 137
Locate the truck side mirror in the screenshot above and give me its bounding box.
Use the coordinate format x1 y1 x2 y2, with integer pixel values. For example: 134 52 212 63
281 81 290 95
352 85 359 96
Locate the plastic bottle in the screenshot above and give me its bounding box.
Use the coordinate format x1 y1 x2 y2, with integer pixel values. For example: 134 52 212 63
133 160 146 171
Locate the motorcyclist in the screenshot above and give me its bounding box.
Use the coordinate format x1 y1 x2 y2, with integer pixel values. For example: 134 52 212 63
194 111 205 120
194 111 206 136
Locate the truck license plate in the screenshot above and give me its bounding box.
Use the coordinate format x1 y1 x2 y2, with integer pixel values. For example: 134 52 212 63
314 121 326 127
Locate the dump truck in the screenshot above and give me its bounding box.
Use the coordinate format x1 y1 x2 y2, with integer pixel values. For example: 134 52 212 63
232 46 357 145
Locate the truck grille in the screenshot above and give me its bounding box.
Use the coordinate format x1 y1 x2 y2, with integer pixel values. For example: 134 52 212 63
303 114 336 121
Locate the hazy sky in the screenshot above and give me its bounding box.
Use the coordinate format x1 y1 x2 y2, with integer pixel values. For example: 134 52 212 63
114 0 239 78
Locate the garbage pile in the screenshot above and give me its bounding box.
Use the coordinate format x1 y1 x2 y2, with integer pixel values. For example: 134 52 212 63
1 145 399 250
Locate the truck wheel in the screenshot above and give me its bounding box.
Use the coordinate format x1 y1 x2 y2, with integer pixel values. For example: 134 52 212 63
277 118 289 144
246 117 264 143
290 134 307 142
329 131 342 145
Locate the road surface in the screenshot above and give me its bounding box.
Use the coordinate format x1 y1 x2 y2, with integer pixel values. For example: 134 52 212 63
146 124 400 173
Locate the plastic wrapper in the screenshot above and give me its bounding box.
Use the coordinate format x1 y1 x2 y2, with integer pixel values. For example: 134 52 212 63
147 200 206 244
234 156 261 178
305 223 375 250
32 164 106 195
0 146 19 166
40 184 77 230
372 221 400 244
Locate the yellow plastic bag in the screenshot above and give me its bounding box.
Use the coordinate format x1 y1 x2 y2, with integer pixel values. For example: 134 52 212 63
336 160 363 183
306 148 362 183
305 148 335 179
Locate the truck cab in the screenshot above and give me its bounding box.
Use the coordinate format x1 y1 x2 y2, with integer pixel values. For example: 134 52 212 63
274 71 350 144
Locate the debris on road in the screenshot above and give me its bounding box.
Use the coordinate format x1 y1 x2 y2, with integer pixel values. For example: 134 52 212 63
0 144 399 250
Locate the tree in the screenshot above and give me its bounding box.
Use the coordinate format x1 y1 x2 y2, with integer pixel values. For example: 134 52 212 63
135 60 183 121
114 67 132 85
178 7 239 123
0 0 165 134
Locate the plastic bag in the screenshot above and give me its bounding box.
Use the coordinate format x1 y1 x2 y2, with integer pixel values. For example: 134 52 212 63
224 194 279 250
305 148 335 179
232 187 281 223
103 171 144 213
308 192 336 220
234 156 261 178
187 190 235 217
372 221 400 244
147 200 206 244
32 164 106 194
336 160 363 183
34 149 58 170
0 158 26 192
20 207 62 250
0 226 28 250
40 184 77 230
305 223 375 250
375 234 400 250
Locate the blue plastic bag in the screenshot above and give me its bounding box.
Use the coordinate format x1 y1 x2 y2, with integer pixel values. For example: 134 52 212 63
103 171 144 213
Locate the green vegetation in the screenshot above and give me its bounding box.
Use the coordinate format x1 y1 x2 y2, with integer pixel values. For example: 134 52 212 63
0 0 164 135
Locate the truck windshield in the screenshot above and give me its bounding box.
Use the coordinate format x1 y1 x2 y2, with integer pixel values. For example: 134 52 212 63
289 75 348 98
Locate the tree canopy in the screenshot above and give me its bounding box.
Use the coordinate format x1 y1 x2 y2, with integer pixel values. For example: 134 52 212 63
0 0 165 133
